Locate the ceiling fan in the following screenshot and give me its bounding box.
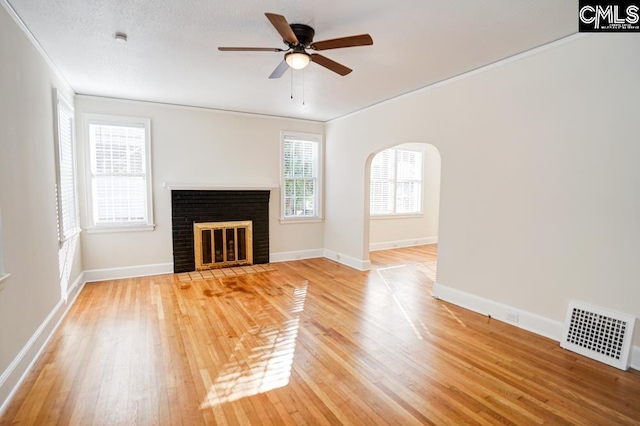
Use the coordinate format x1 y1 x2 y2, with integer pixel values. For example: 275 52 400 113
218 13 373 79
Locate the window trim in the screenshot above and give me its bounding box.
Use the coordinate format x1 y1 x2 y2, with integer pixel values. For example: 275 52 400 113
279 131 323 222
83 113 155 232
370 146 425 218
53 90 81 242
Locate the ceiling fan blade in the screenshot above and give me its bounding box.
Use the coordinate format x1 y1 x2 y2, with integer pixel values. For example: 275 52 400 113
269 60 289 79
310 34 373 51
218 47 285 52
265 13 298 45
310 54 352 76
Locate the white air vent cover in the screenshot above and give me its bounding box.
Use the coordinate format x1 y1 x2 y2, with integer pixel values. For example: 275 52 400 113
561 301 636 371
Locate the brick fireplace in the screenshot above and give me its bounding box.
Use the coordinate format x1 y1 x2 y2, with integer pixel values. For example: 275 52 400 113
171 190 270 273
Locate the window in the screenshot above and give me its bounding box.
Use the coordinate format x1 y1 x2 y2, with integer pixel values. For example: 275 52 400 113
84 114 154 231
370 147 423 216
280 132 322 220
54 90 80 241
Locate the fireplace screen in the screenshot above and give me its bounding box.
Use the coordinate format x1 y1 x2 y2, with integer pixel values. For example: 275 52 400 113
194 221 253 270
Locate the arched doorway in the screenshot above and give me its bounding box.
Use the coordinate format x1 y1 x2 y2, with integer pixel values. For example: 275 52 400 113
364 143 441 266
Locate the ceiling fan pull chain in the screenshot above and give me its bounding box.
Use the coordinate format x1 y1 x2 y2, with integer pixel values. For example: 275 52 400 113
302 69 305 106
290 69 293 100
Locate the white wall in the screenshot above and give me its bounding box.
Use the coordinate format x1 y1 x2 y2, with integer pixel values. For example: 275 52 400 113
2 9 639 415
0 4 82 408
325 34 640 353
369 143 440 250
75 97 325 272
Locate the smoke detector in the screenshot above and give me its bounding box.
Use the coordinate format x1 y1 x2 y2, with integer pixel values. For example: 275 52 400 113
114 32 128 43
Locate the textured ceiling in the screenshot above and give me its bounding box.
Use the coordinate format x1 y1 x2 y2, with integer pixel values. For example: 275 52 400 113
6 0 577 121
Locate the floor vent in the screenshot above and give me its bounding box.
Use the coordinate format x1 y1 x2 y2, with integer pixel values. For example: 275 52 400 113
561 301 636 370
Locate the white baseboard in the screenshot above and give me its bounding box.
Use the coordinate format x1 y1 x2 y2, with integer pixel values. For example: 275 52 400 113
0 273 85 415
370 236 438 252
432 282 563 341
272 248 374 271
273 248 373 273
270 249 325 263
323 249 371 271
83 262 173 283
432 282 640 371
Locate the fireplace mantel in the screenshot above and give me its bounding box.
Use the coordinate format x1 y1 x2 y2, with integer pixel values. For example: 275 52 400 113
163 182 278 191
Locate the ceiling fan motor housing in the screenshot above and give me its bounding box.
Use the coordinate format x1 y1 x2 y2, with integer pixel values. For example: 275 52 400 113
289 23 315 47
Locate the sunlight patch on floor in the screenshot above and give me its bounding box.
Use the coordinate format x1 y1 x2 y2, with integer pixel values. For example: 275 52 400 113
441 304 467 328
200 281 308 408
376 267 424 341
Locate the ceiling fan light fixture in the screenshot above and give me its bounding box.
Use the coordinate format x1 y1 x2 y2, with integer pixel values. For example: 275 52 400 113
285 51 310 70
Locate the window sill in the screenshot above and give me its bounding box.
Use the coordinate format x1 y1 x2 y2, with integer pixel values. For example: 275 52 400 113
370 214 424 220
86 224 156 234
279 217 323 225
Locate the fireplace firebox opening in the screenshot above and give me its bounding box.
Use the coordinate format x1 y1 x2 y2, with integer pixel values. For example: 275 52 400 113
194 221 253 270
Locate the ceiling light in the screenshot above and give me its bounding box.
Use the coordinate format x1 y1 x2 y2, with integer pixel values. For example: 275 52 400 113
114 32 128 43
285 51 310 70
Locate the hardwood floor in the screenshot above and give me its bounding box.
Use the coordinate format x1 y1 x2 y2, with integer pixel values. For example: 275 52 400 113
2 245 640 425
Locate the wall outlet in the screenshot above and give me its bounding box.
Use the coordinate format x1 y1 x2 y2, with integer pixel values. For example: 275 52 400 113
505 311 519 323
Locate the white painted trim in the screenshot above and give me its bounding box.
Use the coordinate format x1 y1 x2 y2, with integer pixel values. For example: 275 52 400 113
371 214 424 220
432 282 563 342
163 182 278 191
0 273 85 415
74 94 325 123
323 249 371 271
53 89 80 243
270 249 325 263
370 237 438 252
329 33 589 124
83 114 154 230
85 224 156 234
0 0 73 92
278 218 323 225
83 263 173 283
279 131 324 221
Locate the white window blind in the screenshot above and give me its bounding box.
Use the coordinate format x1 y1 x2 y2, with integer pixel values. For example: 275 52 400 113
54 91 80 241
395 149 423 213
370 147 423 216
85 115 153 229
370 149 395 215
281 133 322 219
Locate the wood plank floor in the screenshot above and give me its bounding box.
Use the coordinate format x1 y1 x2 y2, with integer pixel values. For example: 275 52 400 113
2 245 640 425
